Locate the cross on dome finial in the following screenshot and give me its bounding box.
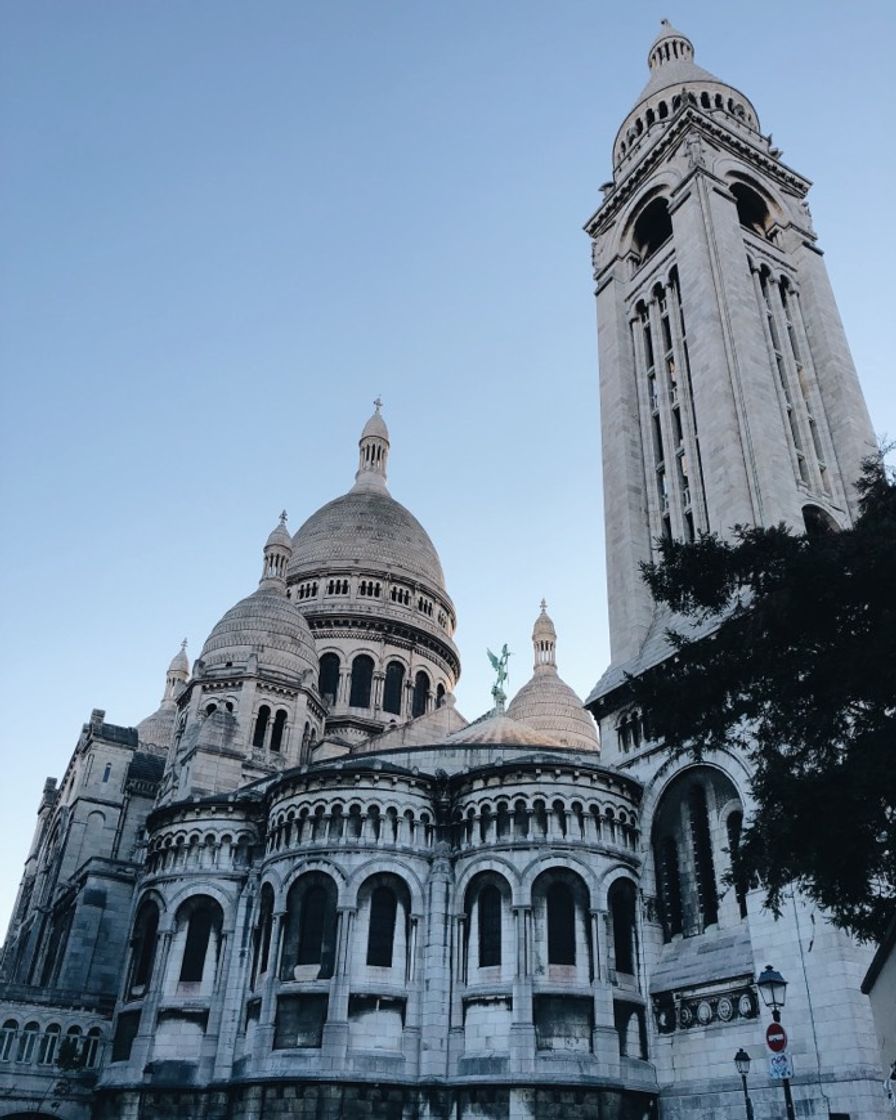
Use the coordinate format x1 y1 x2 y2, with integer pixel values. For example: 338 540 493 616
181 638 188 651
279 509 288 526
540 598 548 612
373 396 383 412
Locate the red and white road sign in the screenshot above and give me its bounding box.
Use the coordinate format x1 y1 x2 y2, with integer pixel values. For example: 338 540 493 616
766 1023 788 1053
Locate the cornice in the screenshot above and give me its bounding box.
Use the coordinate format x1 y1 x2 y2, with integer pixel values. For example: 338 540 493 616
585 110 811 239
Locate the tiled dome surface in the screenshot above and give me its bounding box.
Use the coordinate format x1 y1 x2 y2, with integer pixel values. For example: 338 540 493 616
199 588 318 680
288 488 446 591
508 672 599 751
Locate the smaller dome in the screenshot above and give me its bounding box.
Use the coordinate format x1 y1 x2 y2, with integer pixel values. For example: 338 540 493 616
506 602 599 751
168 639 190 679
507 674 599 751
137 706 177 756
198 588 318 681
446 711 564 748
361 400 389 442
266 510 292 551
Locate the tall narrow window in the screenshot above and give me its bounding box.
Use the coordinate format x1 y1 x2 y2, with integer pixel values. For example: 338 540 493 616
318 653 340 704
726 811 748 918
180 906 214 983
382 661 405 716
655 835 683 940
297 886 327 965
349 655 374 708
270 709 287 752
478 886 502 967
251 884 275 987
688 785 718 928
366 887 398 967
609 879 637 976
129 900 160 994
252 705 270 749
412 670 430 718
546 882 576 965
281 874 337 980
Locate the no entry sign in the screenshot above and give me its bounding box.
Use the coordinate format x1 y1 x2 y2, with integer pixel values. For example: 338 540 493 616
766 1023 788 1053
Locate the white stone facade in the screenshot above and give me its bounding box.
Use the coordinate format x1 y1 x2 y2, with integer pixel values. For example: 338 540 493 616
0 20 888 1120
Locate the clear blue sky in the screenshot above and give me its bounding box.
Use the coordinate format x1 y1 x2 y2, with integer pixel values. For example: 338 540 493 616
1 1 893 933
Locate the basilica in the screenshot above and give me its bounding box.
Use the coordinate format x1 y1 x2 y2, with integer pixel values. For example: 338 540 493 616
0 21 888 1120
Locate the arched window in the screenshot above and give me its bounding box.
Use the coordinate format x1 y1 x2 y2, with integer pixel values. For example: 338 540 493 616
16 1021 39 1063
280 872 338 980
653 768 741 941
252 705 270 749
730 181 771 236
37 1023 60 1065
366 887 398 967
318 653 340 704
436 683 446 708
349 655 374 708
382 661 405 716
176 896 223 986
1 1020 19 1062
412 670 430 718
546 882 576 965
270 709 287 752
250 883 275 987
478 885 502 968
83 1027 102 1068
802 504 838 537
632 196 672 262
129 899 160 995
608 878 638 977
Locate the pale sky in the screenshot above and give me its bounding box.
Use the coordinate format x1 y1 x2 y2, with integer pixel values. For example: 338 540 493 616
1 0 893 935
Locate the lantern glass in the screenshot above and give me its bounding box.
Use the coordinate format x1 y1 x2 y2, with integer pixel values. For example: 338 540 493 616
734 1048 751 1076
757 964 788 1009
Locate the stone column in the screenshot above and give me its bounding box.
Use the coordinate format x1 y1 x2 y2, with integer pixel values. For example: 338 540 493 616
510 905 535 1073
419 845 453 1079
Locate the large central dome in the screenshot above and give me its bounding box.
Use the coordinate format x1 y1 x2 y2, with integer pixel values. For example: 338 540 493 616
289 488 445 591
285 404 460 744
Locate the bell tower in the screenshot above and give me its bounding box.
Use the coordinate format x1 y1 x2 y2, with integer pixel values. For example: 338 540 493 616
587 21 876 667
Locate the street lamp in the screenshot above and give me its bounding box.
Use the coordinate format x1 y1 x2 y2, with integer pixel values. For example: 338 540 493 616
734 1049 754 1120
756 964 796 1120
757 964 788 1022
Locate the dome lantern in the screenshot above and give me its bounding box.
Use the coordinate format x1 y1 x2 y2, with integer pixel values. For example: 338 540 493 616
354 398 390 492
533 599 558 672
164 639 190 701
259 511 292 591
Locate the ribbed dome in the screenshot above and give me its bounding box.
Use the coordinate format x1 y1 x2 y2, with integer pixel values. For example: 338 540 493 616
168 643 190 678
289 488 446 591
507 673 599 751
137 705 177 755
506 602 599 751
198 587 318 680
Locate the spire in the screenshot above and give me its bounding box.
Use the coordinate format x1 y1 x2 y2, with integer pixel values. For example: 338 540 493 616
532 599 557 673
259 511 292 591
647 19 695 72
353 398 390 491
163 639 190 703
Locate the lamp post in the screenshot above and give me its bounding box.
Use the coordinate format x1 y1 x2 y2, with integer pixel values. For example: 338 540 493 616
734 1049 754 1120
757 964 797 1120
